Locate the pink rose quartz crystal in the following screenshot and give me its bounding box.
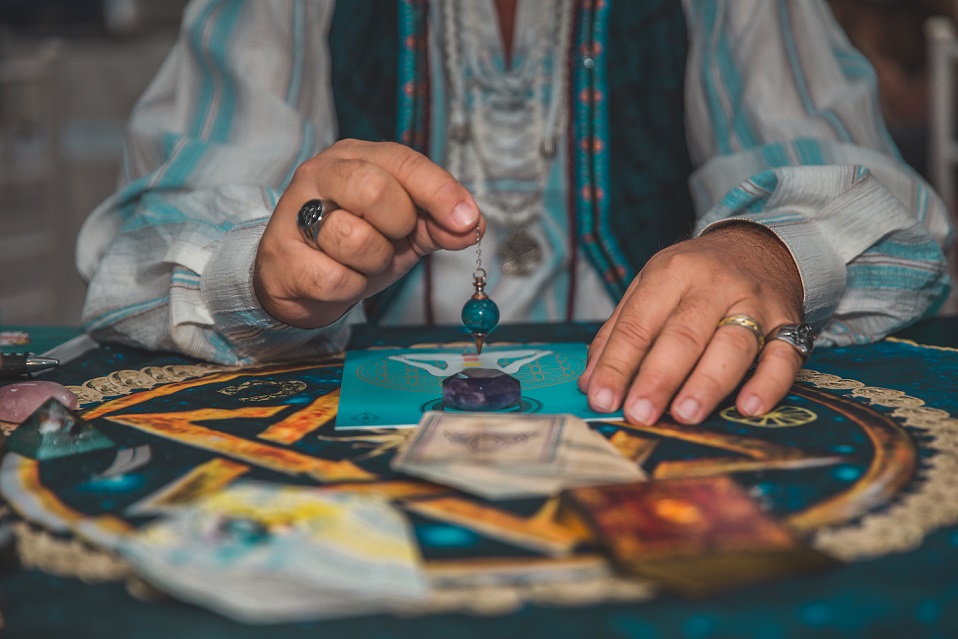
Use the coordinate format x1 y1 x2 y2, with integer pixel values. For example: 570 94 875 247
0 381 79 424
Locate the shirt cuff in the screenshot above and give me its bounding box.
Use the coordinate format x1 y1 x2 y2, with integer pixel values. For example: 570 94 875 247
700 215 845 329
695 165 925 333
202 220 352 362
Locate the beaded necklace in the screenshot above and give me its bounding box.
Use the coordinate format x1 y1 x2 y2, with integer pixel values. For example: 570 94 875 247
441 0 573 277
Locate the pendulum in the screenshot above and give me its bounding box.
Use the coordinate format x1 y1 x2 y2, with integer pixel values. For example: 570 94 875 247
461 224 500 354
450 227 522 410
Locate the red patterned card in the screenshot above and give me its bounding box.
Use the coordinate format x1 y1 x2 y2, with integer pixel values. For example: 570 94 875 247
565 476 838 596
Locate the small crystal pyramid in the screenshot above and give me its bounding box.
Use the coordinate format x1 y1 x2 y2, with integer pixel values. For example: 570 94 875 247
8 398 113 460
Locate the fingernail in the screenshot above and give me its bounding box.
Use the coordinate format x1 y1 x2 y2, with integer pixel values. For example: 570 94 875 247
741 394 763 416
675 397 701 423
626 398 655 424
451 202 477 228
591 388 616 412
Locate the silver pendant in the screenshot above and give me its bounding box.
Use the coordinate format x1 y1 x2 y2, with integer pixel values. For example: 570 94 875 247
499 228 542 277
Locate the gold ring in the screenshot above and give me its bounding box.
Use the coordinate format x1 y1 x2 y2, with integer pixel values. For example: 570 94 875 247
716 314 765 350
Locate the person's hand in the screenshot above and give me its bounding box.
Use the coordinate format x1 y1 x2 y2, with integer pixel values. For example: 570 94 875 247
578 223 805 424
254 139 482 328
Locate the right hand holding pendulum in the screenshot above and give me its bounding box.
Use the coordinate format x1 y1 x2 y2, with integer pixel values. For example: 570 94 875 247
254 139 483 328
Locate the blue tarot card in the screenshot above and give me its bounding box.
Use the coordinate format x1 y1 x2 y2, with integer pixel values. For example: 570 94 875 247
336 342 623 429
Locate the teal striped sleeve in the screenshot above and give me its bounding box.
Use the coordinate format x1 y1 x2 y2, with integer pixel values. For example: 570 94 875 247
76 0 351 364
682 0 953 345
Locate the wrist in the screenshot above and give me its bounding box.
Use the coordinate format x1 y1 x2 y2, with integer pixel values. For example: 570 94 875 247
701 221 805 319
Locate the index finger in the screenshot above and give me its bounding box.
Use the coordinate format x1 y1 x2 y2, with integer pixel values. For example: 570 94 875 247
336 140 480 234
582 276 683 413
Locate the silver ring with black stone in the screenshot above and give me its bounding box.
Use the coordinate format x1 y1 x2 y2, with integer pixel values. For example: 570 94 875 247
767 323 815 362
296 199 340 247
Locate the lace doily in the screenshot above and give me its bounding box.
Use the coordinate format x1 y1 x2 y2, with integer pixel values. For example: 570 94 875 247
797 368 958 561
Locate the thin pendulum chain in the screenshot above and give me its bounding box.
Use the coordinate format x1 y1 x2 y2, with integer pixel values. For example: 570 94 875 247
460 223 500 354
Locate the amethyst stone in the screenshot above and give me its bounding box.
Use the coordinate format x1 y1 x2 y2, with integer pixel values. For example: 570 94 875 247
442 368 521 411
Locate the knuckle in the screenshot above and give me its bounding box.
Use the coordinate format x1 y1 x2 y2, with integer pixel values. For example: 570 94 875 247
762 340 804 369
331 138 364 155
326 214 365 250
336 162 382 207
368 244 394 273
608 317 656 351
591 358 643 393
633 370 674 398
649 246 695 273
662 318 708 351
350 232 393 273
690 368 727 398
429 175 464 205
352 168 391 209
291 159 318 184
394 208 419 238
303 262 359 302
593 358 636 387
390 145 429 181
322 220 394 273
720 323 761 352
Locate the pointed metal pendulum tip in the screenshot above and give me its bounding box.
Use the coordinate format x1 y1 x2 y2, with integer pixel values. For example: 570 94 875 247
474 333 487 354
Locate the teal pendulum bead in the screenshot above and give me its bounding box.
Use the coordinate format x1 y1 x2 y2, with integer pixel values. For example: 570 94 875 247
461 268 499 354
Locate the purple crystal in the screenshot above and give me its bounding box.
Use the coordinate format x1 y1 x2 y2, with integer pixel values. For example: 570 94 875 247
442 368 521 411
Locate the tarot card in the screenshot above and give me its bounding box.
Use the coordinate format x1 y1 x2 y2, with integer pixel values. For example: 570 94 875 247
395 412 565 466
565 476 839 596
336 343 623 429
629 547 839 598
120 481 428 622
392 413 645 500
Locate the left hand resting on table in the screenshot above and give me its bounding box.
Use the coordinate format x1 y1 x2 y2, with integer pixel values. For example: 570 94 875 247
578 223 805 425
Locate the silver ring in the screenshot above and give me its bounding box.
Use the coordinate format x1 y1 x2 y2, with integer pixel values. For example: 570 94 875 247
767 323 815 361
296 199 339 246
716 314 765 350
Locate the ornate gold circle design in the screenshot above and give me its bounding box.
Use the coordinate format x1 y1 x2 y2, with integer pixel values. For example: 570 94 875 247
720 405 818 428
218 380 308 402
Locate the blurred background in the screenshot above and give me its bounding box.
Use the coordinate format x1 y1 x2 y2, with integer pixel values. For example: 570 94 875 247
0 0 956 327
0 0 187 326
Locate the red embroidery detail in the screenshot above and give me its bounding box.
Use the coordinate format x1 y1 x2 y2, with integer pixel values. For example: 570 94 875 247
580 138 604 153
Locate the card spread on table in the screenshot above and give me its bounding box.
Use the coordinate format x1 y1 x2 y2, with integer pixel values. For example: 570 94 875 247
391 412 645 500
336 343 622 429
565 476 839 597
120 482 428 622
